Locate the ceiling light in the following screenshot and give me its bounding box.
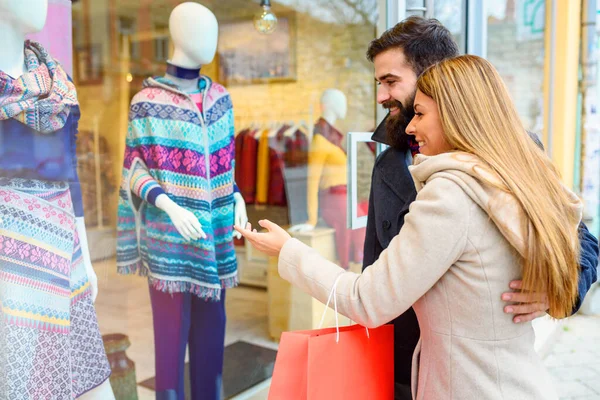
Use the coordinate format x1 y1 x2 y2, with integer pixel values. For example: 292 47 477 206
253 0 278 34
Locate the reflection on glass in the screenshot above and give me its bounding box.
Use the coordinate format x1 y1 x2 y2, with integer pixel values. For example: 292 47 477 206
347 132 376 229
486 0 545 132
304 89 368 270
68 0 382 396
435 0 466 53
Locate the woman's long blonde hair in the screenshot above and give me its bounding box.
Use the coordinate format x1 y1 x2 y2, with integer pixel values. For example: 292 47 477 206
417 55 580 318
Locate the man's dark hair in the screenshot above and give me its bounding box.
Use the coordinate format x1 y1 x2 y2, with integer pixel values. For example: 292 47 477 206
368 17 459 150
367 16 459 76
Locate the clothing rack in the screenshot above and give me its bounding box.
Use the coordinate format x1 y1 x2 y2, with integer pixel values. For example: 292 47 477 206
234 104 315 139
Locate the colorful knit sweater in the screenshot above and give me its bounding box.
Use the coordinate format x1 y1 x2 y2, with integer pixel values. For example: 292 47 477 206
117 75 237 300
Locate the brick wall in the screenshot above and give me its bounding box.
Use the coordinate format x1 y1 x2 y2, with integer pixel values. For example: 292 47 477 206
74 2 378 229
222 10 378 215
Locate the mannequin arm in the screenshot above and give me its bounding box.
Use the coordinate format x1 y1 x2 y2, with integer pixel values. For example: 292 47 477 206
233 192 248 239
128 163 205 241
75 217 98 303
155 194 206 241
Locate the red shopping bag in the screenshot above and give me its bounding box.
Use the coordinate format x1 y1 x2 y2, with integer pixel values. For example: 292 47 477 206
269 273 394 400
268 323 394 399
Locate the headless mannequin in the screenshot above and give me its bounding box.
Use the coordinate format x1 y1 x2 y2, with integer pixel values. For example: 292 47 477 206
289 89 348 233
0 1 113 398
154 2 247 241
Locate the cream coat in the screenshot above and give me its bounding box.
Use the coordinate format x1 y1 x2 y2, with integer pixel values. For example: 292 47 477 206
278 152 582 400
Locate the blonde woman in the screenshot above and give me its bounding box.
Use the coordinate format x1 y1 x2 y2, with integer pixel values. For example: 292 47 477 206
236 55 582 399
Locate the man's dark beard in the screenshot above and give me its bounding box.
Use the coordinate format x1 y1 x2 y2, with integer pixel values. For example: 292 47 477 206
384 95 415 151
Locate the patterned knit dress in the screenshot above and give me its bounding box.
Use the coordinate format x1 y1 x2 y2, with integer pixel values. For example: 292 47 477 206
0 41 111 399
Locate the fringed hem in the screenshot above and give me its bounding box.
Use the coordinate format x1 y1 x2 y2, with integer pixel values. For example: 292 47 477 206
118 262 239 301
117 261 145 277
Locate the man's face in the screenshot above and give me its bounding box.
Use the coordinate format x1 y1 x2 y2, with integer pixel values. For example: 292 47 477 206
374 49 418 147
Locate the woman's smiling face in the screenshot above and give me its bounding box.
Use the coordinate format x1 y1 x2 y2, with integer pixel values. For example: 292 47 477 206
405 90 452 156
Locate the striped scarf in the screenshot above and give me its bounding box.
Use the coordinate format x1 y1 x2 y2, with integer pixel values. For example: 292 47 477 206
0 41 78 133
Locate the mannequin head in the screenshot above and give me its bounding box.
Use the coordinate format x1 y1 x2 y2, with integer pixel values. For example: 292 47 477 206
169 2 218 68
0 0 48 35
320 89 347 125
0 0 48 77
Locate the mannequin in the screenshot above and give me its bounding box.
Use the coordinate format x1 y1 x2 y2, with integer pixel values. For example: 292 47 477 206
289 89 347 233
117 3 246 399
289 89 365 269
321 88 348 127
0 1 113 399
153 2 247 241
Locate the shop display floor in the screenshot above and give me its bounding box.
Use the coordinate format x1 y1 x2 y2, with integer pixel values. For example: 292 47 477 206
93 258 277 399
138 341 277 399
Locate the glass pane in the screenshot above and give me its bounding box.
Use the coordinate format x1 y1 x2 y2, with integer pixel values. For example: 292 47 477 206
406 0 426 16
405 0 467 54
68 0 382 395
435 0 467 54
348 132 376 229
486 0 546 133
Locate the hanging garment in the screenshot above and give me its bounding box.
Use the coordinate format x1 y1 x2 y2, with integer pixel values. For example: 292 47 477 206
267 125 291 207
0 179 111 399
117 75 237 301
235 130 259 204
282 128 310 225
255 129 271 205
234 129 250 202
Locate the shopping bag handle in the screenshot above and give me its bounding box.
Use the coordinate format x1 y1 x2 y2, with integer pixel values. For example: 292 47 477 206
318 274 370 343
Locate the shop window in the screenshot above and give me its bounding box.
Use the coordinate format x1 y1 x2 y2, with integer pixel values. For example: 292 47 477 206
68 0 383 396
486 0 546 133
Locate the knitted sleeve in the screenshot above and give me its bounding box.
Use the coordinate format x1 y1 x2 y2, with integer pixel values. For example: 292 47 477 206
129 163 166 206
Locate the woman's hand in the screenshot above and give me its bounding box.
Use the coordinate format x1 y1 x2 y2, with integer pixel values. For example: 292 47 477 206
234 220 292 256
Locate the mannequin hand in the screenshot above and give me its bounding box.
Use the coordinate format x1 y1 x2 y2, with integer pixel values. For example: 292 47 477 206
288 223 315 233
75 217 98 303
234 220 291 256
502 280 549 323
155 194 207 241
233 192 248 240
